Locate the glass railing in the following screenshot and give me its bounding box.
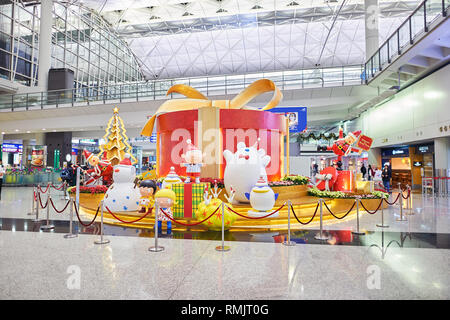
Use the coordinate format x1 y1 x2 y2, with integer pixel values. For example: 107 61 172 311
364 0 449 82
0 65 364 111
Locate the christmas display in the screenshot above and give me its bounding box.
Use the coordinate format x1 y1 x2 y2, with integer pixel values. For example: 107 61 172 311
83 150 113 186
315 127 373 192
73 79 386 234
103 154 141 212
99 107 137 166
154 186 176 233
181 139 204 183
138 179 157 213
245 176 279 217
223 140 271 203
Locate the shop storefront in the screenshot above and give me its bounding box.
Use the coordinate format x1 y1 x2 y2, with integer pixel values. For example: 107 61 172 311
1 143 23 168
381 144 434 189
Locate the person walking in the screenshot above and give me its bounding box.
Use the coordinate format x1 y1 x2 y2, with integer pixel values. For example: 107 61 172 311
382 164 392 193
368 165 374 181
0 160 4 201
360 163 367 180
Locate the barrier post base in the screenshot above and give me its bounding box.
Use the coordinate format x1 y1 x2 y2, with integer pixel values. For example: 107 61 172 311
94 238 110 245
396 217 408 221
376 224 389 228
314 234 329 240
32 218 41 223
149 246 165 252
64 233 78 239
215 245 230 252
40 224 55 231
282 241 296 246
351 231 365 235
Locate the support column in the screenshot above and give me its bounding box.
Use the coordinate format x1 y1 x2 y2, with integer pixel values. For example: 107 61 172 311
368 147 381 169
37 0 53 90
364 0 380 60
434 137 449 170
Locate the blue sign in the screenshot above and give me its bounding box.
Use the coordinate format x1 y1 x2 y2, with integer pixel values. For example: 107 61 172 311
150 133 157 143
381 147 409 157
268 107 307 132
2 143 23 153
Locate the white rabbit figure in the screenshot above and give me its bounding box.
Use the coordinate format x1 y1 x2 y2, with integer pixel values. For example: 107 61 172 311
223 140 271 203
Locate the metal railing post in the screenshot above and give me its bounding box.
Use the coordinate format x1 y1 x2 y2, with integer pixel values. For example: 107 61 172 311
40 194 55 231
424 2 428 32
406 185 414 215
28 187 36 215
149 203 164 252
64 199 77 239
315 199 329 240
216 202 231 251
94 200 110 244
377 195 389 228
352 198 365 235
397 186 407 221
32 189 40 222
283 200 295 246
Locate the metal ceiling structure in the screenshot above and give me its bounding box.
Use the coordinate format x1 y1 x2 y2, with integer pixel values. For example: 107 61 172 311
77 0 421 79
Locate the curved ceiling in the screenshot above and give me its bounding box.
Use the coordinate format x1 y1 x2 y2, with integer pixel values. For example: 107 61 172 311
79 0 421 79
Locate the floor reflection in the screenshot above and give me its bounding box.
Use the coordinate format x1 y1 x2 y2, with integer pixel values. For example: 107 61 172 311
1 217 449 250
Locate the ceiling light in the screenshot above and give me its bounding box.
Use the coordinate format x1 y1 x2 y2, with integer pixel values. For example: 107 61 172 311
42 128 46 130
15 129 19 132
1 131 5 134
27 131 30 133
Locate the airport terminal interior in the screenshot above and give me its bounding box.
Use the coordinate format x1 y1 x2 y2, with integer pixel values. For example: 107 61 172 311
0 0 449 301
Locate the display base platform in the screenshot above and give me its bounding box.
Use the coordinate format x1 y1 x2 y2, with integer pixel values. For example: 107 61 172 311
76 196 387 232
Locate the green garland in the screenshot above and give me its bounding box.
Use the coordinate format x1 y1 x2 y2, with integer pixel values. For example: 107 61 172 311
296 132 346 142
281 175 309 185
308 187 388 199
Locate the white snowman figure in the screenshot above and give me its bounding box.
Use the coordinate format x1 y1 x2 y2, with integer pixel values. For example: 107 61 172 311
223 140 271 203
245 176 279 217
103 154 141 212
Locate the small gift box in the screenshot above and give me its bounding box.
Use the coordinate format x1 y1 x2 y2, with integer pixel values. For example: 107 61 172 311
172 183 209 218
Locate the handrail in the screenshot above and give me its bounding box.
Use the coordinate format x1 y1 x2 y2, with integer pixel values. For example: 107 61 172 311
0 64 363 111
364 0 449 82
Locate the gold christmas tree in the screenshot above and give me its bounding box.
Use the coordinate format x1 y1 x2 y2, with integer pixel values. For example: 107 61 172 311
99 107 137 166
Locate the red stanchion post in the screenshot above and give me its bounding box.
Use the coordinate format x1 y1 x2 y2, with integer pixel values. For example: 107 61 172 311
64 199 77 239
149 203 164 252
283 200 295 246
314 198 329 240
94 200 110 245
377 195 389 228
40 194 55 231
352 198 365 235
216 202 230 252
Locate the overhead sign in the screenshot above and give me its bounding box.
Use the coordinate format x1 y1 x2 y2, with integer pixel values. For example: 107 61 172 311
381 147 409 157
357 135 373 151
268 107 307 132
417 145 434 154
2 143 23 153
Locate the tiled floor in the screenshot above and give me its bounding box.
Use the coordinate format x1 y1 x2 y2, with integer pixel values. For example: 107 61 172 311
0 187 449 300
